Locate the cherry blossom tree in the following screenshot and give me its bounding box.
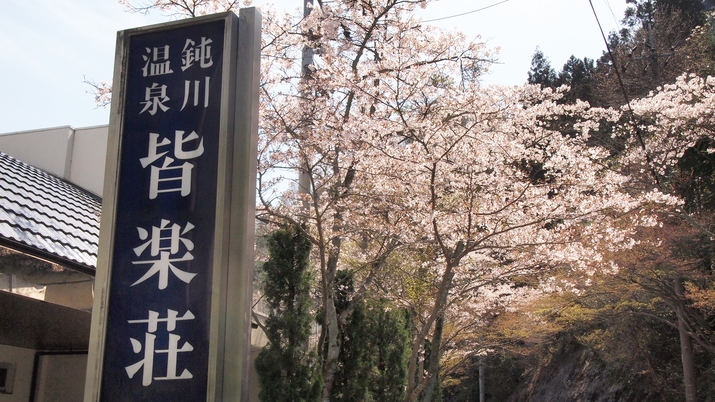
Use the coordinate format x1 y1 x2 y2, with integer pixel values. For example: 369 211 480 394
623 73 715 182
356 82 680 400
256 1 502 399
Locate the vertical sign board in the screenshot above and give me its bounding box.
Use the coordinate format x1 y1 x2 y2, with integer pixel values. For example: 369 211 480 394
85 9 261 402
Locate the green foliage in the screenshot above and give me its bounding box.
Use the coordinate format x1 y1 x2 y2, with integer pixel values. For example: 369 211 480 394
625 0 706 28
556 56 596 103
527 47 557 89
255 346 322 402
331 271 370 402
368 304 411 401
528 48 595 104
331 270 411 402
255 224 322 402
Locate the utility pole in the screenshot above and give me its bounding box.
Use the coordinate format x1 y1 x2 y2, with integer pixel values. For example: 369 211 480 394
298 0 320 213
674 277 698 402
479 360 485 402
302 0 315 74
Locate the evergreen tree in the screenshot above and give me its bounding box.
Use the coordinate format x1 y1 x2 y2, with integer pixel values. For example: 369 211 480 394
527 47 557 88
367 303 411 402
330 271 411 402
529 50 596 104
556 56 596 103
331 271 371 402
255 224 322 402
625 0 706 28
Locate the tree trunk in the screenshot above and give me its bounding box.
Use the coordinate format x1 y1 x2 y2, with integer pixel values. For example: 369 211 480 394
421 313 444 402
321 288 340 402
405 269 454 402
421 270 453 402
674 277 698 402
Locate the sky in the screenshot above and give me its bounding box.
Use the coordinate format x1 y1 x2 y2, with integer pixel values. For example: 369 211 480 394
0 0 627 134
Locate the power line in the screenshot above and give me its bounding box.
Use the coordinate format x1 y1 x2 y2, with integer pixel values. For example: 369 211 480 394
588 0 662 188
422 0 510 23
601 0 621 28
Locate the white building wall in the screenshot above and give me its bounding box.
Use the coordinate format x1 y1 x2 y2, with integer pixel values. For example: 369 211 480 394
0 127 74 180
0 345 35 402
33 354 87 402
0 125 108 197
69 126 108 196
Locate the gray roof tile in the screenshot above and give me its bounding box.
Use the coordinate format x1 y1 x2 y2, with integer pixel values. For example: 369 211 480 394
0 152 101 272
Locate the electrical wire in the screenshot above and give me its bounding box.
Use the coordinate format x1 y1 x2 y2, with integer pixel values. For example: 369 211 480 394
601 0 621 28
588 0 662 188
422 0 510 23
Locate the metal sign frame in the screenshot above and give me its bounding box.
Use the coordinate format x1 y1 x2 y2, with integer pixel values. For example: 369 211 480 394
84 9 260 402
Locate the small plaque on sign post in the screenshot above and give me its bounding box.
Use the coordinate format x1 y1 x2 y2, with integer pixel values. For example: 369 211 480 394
85 9 261 402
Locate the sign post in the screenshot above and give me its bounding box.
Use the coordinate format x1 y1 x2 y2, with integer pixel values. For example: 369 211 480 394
84 9 260 401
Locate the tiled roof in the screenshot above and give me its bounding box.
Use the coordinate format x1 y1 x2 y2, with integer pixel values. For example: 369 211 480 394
0 151 101 273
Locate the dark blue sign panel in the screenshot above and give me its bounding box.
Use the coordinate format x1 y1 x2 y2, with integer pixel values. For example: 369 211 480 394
101 19 225 401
